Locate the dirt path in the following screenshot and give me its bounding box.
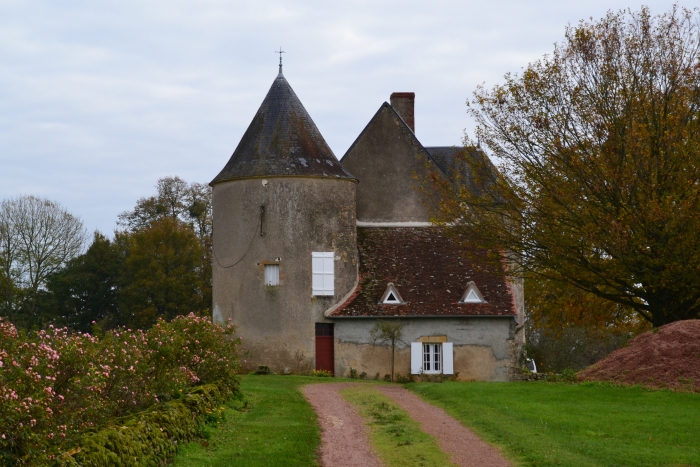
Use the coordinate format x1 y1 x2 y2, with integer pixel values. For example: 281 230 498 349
303 382 511 467
376 385 511 467
302 383 383 467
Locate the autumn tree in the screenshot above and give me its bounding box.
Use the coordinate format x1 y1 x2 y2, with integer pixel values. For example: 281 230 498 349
116 217 204 329
435 6 700 327
524 272 649 372
118 176 212 308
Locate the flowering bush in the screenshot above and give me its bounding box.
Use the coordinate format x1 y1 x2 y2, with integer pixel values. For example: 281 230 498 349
0 313 240 465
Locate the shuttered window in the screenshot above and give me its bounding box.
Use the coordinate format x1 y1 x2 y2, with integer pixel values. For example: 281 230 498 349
264 264 280 286
312 252 334 296
411 342 453 375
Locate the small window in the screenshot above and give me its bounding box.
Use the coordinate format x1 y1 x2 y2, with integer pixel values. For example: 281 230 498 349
264 264 280 286
312 252 334 296
380 282 404 304
459 281 486 303
315 323 334 336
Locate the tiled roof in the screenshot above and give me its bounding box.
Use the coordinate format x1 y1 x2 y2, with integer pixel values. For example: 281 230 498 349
211 72 355 185
328 227 517 318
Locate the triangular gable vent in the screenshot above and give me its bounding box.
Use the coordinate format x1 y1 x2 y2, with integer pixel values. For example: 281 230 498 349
380 283 405 305
460 281 487 304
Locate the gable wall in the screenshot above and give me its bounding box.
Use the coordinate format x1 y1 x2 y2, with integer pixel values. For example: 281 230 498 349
341 105 442 223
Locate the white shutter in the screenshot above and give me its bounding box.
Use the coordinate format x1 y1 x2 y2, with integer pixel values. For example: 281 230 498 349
442 342 454 375
411 342 422 374
312 252 334 296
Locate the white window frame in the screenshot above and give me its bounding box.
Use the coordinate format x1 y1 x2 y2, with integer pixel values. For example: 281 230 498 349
411 341 453 375
312 252 334 296
423 343 442 374
264 264 280 286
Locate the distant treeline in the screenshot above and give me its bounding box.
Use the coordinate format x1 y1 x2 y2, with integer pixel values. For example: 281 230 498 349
0 177 212 332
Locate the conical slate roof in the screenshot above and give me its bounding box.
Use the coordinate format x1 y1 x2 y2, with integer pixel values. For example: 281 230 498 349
211 72 355 184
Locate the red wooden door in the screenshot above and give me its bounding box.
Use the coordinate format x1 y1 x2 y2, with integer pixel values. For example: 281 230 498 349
315 323 334 375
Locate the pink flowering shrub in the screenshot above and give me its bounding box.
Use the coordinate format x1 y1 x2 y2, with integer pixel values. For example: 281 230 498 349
0 313 239 465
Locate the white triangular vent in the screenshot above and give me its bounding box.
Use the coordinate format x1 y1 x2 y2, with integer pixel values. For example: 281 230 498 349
460 281 486 304
380 283 404 304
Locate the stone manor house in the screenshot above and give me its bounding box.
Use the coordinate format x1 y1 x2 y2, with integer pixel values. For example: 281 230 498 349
210 67 524 381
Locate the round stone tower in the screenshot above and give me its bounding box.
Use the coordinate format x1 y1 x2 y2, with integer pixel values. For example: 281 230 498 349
210 67 358 374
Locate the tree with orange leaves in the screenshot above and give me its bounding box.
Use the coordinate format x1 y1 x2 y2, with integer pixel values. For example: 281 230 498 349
433 6 700 327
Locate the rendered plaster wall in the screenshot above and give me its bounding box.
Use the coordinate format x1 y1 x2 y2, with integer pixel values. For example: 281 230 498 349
333 317 517 381
211 177 358 373
340 104 441 223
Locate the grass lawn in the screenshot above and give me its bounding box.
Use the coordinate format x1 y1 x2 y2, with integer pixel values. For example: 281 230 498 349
341 385 458 467
171 375 335 467
408 381 700 467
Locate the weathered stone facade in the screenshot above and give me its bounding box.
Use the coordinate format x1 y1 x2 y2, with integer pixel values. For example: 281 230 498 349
333 318 518 381
211 70 524 380
212 177 358 371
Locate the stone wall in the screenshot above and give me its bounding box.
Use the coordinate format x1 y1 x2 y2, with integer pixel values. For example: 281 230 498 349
333 317 518 381
212 176 358 373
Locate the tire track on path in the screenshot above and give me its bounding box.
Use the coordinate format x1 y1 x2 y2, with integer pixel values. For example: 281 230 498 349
302 383 382 467
376 385 511 467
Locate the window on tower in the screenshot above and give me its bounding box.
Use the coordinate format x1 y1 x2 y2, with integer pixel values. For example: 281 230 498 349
264 264 280 286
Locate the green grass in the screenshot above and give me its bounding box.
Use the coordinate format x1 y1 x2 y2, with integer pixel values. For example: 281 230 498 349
407 381 700 467
341 385 458 467
171 375 331 467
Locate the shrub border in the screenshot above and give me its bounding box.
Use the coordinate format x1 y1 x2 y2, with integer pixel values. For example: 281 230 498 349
56 382 235 466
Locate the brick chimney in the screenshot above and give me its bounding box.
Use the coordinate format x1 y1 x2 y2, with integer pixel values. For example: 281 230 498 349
390 92 415 133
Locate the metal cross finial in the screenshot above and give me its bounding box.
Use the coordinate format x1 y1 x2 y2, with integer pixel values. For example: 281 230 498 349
275 47 285 74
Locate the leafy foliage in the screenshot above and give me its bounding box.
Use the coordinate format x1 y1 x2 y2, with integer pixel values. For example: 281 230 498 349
118 176 212 310
59 383 232 467
116 217 204 329
432 6 700 326
41 232 122 333
524 273 650 372
0 313 240 465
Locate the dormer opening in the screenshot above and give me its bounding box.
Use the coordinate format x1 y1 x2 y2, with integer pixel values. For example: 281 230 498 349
380 283 405 305
459 281 487 304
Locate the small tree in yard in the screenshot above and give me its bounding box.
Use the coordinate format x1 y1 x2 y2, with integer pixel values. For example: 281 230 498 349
370 320 404 382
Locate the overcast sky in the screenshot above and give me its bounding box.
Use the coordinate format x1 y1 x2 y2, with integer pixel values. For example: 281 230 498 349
0 1 679 236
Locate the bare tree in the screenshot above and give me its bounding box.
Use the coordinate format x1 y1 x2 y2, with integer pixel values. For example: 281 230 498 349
0 195 87 313
370 320 404 382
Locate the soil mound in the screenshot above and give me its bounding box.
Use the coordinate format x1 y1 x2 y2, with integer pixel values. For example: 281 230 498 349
578 319 700 392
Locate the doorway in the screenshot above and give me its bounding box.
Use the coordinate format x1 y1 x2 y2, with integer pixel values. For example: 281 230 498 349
315 323 334 375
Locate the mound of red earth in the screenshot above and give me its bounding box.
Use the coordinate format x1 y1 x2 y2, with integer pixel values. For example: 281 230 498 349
578 319 700 392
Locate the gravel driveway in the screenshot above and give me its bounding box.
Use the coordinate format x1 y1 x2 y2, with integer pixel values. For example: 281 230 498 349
303 382 511 467
376 385 511 467
302 383 383 467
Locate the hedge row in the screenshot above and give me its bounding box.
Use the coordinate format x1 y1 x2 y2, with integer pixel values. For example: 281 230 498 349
57 382 232 467
0 313 240 465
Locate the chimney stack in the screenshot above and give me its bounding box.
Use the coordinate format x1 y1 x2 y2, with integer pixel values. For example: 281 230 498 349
390 92 415 133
